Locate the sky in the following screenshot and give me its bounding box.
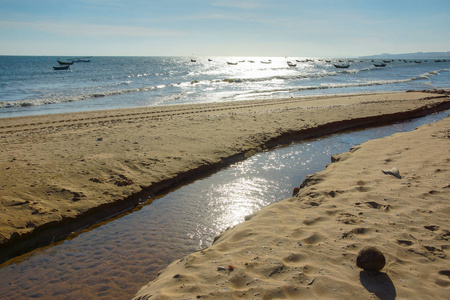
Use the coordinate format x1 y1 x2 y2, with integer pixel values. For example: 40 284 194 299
0 0 449 57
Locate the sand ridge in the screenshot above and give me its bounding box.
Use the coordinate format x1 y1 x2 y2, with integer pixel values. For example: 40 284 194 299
1 91 449 263
134 115 450 299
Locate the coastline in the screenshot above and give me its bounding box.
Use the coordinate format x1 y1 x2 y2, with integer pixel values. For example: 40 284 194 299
134 112 450 299
1 91 450 264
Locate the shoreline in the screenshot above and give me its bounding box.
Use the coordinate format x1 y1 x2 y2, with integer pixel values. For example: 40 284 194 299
1 90 450 264
134 114 450 299
0 90 424 120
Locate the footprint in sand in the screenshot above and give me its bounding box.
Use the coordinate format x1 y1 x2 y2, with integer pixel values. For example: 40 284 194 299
397 239 414 246
424 225 440 231
302 232 325 244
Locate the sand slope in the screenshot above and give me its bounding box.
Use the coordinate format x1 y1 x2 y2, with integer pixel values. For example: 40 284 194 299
134 116 449 299
1 91 449 263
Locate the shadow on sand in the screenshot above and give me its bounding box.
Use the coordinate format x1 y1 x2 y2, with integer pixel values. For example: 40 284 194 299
360 271 396 300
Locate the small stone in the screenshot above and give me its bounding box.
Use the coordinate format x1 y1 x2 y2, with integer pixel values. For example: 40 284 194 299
356 246 386 271
382 167 401 179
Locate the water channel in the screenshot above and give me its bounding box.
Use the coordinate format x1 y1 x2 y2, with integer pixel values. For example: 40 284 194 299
0 110 449 299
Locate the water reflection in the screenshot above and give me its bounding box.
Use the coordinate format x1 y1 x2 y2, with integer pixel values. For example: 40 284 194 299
0 110 448 299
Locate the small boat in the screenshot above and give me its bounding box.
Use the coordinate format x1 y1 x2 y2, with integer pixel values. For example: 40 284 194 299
227 61 238 65
191 59 196 62
57 59 74 65
373 63 386 67
248 60 255 63
414 60 422 63
287 61 297 67
208 59 213 61
333 64 350 69
260 60 272 64
53 65 70 70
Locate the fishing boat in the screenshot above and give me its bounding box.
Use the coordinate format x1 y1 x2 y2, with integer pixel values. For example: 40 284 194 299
373 63 386 67
261 60 272 64
333 63 350 69
287 61 297 67
227 61 238 65
57 59 74 65
53 65 70 70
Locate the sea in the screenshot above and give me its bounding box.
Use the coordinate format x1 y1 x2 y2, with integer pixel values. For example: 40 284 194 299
0 55 449 119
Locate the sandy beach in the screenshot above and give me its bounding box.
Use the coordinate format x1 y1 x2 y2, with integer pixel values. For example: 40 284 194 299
1 90 449 267
134 102 450 299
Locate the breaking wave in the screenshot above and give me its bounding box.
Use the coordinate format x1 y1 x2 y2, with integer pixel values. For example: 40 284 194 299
0 85 159 109
222 74 446 101
221 70 345 83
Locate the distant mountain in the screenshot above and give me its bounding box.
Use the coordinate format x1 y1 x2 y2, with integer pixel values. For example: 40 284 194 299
360 51 450 59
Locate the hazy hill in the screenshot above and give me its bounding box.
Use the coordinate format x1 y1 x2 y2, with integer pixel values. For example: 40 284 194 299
360 51 450 59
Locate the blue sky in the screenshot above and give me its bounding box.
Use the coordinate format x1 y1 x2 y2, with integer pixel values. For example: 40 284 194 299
1 0 449 57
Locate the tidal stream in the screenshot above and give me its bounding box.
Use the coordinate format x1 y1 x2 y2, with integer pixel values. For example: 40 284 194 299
0 111 448 299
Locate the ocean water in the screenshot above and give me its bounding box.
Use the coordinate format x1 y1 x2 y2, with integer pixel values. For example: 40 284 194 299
1 56 449 118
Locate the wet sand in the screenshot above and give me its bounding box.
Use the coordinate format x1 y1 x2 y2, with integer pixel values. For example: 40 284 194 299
134 109 450 299
1 90 449 264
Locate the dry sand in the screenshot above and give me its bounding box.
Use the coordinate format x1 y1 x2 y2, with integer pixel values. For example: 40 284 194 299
134 110 450 299
1 91 449 265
